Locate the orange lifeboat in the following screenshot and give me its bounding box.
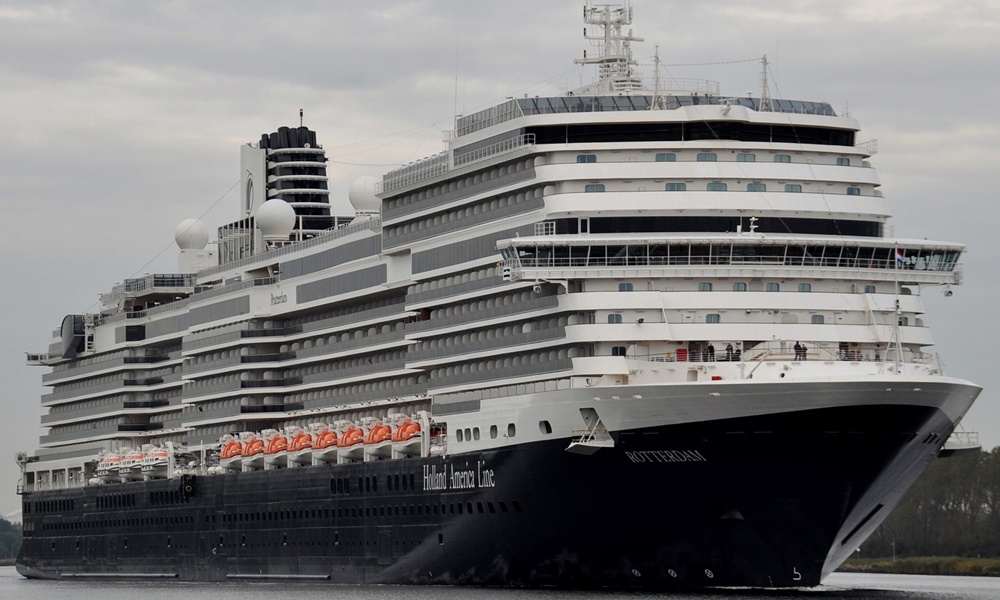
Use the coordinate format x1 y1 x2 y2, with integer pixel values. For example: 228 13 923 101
289 431 312 452
313 428 338 450
310 423 338 465
392 420 421 442
219 434 243 472
365 422 392 445
240 432 265 470
244 438 264 456
336 421 365 463
338 427 364 448
264 433 288 455
220 440 243 460
389 414 424 458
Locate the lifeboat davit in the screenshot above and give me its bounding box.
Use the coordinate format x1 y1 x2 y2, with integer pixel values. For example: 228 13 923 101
336 421 365 462
119 448 147 482
262 429 288 469
363 417 393 459
219 434 243 472
140 446 170 480
241 432 265 470
390 413 423 457
310 423 338 464
96 452 121 483
286 426 313 467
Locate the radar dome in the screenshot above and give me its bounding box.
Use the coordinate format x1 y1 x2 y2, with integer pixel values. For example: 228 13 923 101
348 175 380 214
256 199 296 241
175 219 209 250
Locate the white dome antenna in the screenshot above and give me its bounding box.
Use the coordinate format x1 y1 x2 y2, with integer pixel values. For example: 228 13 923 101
175 219 209 250
256 199 296 243
348 175 380 215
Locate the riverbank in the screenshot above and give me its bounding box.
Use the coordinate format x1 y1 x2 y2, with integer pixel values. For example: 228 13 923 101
839 557 1000 577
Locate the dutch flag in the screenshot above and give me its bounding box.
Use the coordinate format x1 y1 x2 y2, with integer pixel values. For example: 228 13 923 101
895 249 905 268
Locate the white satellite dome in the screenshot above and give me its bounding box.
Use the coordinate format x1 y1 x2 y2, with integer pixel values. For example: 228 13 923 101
348 175 380 214
174 219 209 250
256 199 296 242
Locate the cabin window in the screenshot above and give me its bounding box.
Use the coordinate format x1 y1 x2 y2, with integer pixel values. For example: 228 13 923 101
774 154 791 163
539 421 552 434
698 282 713 291
697 152 717 162
847 187 861 195
507 423 516 437
584 183 605 192
655 152 676 162
456 429 464 442
798 283 812 292
733 282 747 291
665 182 686 191
811 315 825 324
785 184 802 193
837 157 850 166
618 283 633 292
611 346 627 356
576 154 597 163
706 314 720 323
766 283 780 292
607 313 623 324
746 182 766 192
864 285 876 294
490 425 498 439
707 182 728 191
737 153 756 162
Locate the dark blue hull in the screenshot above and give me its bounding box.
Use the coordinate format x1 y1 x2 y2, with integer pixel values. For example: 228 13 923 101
17 402 953 588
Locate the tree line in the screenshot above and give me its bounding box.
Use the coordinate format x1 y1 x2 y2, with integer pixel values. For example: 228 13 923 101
0 517 20 560
863 447 1000 558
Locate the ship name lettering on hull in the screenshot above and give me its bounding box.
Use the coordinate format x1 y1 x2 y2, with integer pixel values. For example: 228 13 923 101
624 450 707 463
423 460 496 490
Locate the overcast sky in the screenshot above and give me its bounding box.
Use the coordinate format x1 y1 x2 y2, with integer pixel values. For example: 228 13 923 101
1 0 997 519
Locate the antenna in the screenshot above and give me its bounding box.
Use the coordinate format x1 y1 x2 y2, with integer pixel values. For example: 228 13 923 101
650 45 663 110
759 55 772 112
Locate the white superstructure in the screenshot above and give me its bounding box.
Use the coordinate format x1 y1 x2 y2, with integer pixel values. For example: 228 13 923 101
22 2 969 495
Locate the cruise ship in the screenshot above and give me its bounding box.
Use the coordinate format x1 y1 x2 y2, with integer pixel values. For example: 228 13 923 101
16 3 981 589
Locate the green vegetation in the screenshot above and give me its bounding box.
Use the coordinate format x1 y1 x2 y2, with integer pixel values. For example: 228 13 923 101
840 556 1000 577
0 517 20 563
835 446 1000 575
862 447 1000 558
